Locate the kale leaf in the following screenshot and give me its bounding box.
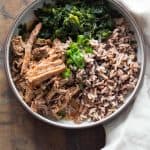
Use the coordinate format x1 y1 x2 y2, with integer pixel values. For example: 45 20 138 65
34 0 115 41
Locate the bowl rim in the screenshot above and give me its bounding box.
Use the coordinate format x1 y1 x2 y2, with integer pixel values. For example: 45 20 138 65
4 0 146 129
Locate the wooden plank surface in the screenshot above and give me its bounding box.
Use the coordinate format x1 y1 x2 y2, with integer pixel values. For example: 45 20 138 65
0 0 106 149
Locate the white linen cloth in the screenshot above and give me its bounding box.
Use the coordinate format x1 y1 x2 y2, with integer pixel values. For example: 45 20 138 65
103 0 150 150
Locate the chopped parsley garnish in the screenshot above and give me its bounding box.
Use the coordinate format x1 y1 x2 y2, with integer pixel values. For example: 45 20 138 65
62 68 72 78
66 35 92 69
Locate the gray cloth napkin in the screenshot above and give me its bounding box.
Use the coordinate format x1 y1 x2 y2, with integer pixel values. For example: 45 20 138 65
103 0 150 150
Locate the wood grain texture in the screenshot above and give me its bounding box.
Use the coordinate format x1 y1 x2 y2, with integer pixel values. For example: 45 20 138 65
0 0 106 149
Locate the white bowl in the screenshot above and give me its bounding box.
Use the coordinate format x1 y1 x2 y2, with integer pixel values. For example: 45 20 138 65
4 0 145 128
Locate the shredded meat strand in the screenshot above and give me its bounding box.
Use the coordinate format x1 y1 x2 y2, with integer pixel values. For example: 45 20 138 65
27 63 66 85
21 23 42 74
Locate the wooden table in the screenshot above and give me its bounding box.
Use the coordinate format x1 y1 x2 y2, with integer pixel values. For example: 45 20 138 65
0 1 105 149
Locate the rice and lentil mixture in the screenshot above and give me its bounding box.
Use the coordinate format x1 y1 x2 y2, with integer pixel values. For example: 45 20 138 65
11 1 140 123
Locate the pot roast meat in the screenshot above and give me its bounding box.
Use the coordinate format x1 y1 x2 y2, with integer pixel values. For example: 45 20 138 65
24 84 33 103
35 38 52 47
26 60 66 85
25 39 70 85
32 45 49 61
21 23 42 74
11 36 25 56
50 85 80 115
53 38 71 51
47 77 69 101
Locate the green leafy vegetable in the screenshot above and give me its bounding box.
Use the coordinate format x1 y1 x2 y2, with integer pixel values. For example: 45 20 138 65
34 0 114 41
77 35 89 46
66 35 93 69
77 35 93 53
99 29 112 40
66 42 85 69
62 68 72 78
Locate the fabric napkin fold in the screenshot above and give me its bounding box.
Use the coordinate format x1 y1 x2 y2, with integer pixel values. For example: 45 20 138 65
103 76 150 150
103 0 150 150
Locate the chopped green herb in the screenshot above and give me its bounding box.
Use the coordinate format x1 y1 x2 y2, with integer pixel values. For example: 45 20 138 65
77 35 93 53
62 68 72 78
84 47 93 53
99 29 112 40
77 35 89 46
66 35 93 69
67 42 85 69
